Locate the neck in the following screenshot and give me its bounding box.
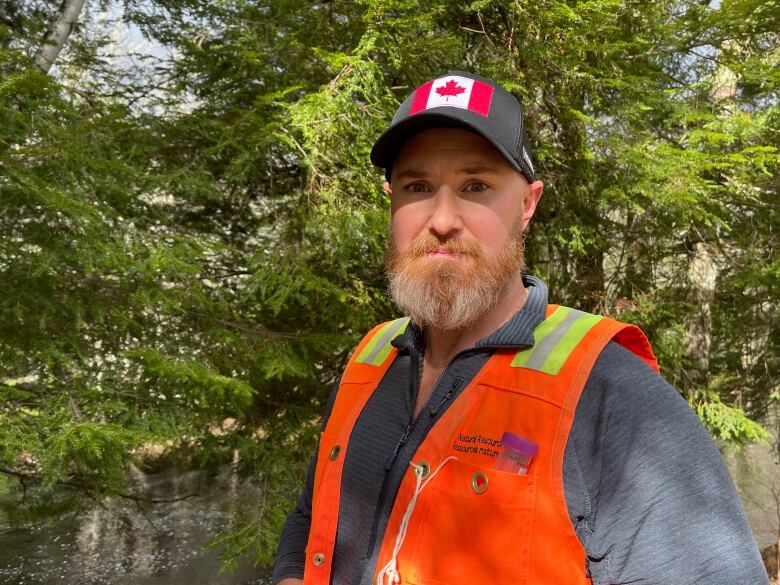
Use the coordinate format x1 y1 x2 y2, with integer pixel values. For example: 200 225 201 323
424 274 528 367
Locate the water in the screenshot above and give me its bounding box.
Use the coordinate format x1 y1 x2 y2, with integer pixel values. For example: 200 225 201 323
0 444 774 584
0 467 271 585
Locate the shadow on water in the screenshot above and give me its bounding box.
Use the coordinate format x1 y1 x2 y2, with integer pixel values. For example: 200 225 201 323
0 466 271 585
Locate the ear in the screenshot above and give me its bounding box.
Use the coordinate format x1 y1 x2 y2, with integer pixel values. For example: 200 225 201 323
520 180 543 227
383 181 392 195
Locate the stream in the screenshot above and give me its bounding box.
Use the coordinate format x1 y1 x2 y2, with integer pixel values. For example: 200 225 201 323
0 466 271 585
0 436 776 585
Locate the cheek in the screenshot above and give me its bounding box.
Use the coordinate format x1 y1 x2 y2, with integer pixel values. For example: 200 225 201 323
462 203 521 254
493 199 524 234
390 203 426 246
466 209 512 241
389 217 415 250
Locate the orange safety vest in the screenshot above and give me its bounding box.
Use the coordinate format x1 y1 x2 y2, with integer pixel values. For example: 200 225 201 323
305 305 658 585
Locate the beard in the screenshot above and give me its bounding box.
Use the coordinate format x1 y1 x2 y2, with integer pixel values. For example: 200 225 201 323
385 223 526 331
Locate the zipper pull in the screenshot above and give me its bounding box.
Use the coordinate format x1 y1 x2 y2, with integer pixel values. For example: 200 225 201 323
385 423 412 471
430 378 462 417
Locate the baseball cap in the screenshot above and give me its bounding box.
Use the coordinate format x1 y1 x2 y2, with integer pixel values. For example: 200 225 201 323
371 71 535 184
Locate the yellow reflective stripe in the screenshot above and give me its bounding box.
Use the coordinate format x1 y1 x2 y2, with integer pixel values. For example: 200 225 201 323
511 308 604 375
535 313 603 375
524 309 587 371
355 318 410 365
511 306 570 368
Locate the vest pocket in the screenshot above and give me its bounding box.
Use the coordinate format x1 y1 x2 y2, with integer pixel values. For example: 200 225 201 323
401 456 536 585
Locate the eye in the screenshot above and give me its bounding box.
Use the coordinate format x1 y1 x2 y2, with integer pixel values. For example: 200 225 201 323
405 182 430 193
464 181 489 192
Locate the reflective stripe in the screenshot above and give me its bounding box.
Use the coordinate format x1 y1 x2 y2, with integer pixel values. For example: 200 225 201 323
511 308 604 375
524 309 586 371
355 318 410 365
536 312 603 374
511 307 571 368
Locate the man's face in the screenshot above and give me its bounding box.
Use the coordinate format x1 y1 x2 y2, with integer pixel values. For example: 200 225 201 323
384 127 542 330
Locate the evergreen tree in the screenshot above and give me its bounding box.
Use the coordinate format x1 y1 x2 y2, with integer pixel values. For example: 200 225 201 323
0 0 777 569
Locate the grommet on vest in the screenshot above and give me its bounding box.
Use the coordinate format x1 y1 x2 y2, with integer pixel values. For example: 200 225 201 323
414 461 430 480
471 471 488 494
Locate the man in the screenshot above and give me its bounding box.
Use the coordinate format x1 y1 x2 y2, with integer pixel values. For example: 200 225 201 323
273 72 768 585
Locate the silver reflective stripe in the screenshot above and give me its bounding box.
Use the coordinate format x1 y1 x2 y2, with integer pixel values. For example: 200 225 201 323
522 308 586 371
361 318 408 365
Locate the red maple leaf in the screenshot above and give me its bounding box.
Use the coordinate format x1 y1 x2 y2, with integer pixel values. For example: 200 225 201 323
435 79 466 100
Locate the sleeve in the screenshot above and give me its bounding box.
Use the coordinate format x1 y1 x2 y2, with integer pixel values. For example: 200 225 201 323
271 380 341 585
564 342 769 585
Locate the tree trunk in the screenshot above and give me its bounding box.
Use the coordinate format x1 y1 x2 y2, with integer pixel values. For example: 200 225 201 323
684 241 719 390
33 0 87 74
683 44 738 394
576 250 605 313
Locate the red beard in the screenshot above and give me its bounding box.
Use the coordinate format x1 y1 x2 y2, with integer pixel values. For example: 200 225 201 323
385 228 526 331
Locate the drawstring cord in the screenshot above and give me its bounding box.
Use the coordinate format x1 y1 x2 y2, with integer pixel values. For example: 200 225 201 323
375 456 455 585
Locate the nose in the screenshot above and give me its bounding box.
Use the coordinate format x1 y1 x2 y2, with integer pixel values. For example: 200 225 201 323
428 186 463 239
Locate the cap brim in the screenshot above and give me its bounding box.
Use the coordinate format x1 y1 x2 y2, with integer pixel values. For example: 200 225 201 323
370 109 529 182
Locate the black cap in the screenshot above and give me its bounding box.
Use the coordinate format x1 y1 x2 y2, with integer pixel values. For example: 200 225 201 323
371 71 535 183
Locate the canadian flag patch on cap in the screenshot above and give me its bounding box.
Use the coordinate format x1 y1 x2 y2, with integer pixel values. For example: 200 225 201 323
409 75 494 117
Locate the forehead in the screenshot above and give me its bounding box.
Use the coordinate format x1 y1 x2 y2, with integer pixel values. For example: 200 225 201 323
392 127 511 171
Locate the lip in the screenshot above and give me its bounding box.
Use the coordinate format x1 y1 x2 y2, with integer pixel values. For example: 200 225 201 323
426 249 458 257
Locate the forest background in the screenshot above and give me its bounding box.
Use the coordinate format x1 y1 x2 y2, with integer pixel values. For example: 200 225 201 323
1 0 778 575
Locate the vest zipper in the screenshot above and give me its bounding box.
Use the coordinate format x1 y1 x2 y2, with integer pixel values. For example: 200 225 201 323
366 351 466 559
384 361 456 471
429 377 463 417
385 422 413 471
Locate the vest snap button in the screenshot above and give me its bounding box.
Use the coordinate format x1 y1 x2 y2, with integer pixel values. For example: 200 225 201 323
328 445 341 460
415 460 430 479
313 552 326 566
471 471 488 494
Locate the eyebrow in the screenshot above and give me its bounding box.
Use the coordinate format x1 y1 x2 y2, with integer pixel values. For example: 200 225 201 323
394 165 502 181
458 165 502 175
394 169 428 181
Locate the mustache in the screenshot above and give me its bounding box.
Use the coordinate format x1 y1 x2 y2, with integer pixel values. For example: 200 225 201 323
406 235 482 258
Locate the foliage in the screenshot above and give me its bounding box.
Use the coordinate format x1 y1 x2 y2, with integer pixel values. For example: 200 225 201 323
0 0 778 571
